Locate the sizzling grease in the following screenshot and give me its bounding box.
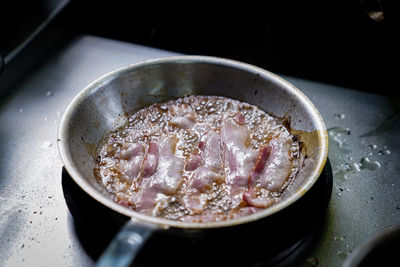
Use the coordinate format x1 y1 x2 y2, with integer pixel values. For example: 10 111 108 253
94 96 303 222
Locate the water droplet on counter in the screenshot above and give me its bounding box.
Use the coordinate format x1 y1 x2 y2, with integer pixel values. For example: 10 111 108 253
334 113 346 120
306 257 319 266
334 236 345 242
359 157 381 170
378 149 391 155
19 108 23 113
334 162 361 180
368 144 378 150
346 162 361 172
328 127 351 135
335 157 381 179
46 91 54 97
328 127 351 148
336 250 350 259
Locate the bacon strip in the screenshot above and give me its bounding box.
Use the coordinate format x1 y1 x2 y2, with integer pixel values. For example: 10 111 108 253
248 144 271 188
149 137 184 194
185 152 202 171
183 130 223 213
141 142 159 178
258 136 293 191
122 114 293 214
243 188 274 208
98 96 300 222
169 116 194 129
120 143 145 182
243 135 292 208
220 120 257 207
135 137 184 214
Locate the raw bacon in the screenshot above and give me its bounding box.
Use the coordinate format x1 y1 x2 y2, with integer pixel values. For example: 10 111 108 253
95 96 302 222
121 143 145 182
141 142 159 178
243 135 293 208
221 120 257 207
258 135 293 191
136 137 184 213
183 130 224 213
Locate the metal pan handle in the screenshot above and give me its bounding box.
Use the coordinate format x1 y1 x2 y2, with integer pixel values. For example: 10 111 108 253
0 54 4 76
96 218 158 267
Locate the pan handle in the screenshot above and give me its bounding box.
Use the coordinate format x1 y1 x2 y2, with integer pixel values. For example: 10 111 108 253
96 218 158 267
0 54 4 76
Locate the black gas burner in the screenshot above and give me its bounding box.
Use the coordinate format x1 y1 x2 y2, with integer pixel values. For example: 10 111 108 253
62 159 332 267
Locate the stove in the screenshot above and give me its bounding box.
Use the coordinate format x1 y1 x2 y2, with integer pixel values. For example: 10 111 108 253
62 159 333 266
1 34 399 267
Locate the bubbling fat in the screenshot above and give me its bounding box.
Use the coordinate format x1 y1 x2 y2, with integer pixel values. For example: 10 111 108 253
94 96 304 223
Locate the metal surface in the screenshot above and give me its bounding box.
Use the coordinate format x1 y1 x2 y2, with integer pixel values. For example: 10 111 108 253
342 224 400 267
58 55 328 229
0 35 399 266
58 55 327 266
96 219 156 267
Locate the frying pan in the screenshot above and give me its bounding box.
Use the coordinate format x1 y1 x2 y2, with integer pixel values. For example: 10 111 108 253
342 224 400 267
58 56 328 266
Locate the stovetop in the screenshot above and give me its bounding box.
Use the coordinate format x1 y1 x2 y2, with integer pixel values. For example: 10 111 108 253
0 34 399 267
62 159 333 266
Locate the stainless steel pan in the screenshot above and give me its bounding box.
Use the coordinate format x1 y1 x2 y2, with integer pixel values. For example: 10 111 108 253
58 56 328 266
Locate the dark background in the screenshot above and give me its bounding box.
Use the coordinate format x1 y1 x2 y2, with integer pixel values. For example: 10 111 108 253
1 0 399 96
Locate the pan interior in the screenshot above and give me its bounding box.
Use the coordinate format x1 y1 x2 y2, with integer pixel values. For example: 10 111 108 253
59 56 328 229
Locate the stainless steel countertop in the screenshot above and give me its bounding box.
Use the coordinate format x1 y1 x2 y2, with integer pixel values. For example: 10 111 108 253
0 35 399 267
